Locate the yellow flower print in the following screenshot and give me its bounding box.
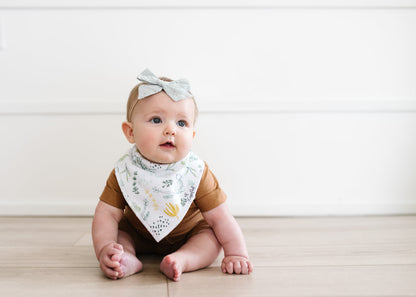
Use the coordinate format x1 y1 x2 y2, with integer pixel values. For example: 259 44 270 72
144 189 153 198
152 198 159 211
164 203 179 219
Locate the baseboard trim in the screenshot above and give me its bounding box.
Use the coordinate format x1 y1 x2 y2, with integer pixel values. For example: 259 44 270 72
230 202 416 216
0 201 97 216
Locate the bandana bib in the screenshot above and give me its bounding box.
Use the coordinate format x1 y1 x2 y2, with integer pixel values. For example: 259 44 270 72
114 146 205 242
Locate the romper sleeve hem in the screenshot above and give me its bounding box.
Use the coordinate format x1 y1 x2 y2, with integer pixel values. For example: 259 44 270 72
99 169 127 210
194 163 227 213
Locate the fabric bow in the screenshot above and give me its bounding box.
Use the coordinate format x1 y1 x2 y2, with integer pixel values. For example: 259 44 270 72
137 69 192 101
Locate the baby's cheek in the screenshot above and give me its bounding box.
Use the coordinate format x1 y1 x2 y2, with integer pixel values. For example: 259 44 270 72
184 131 195 146
136 133 158 153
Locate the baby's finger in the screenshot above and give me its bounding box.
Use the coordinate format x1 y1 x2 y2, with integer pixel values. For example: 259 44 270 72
247 261 254 273
103 256 120 269
115 266 125 278
114 243 124 252
225 261 234 274
100 263 119 280
111 251 123 262
233 261 242 274
240 261 249 275
107 269 119 280
109 245 123 255
221 261 227 273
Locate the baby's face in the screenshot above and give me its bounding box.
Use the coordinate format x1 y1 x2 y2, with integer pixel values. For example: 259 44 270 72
129 92 196 164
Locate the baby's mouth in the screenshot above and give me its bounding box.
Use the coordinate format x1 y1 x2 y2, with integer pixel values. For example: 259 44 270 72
160 141 175 148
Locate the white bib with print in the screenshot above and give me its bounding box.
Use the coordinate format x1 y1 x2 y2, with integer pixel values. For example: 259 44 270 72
114 146 205 242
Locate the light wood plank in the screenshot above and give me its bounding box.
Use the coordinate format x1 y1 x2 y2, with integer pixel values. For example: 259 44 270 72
247 243 416 267
0 268 168 297
0 246 164 270
0 217 92 247
168 265 416 297
239 216 416 248
0 216 415 297
239 216 416 267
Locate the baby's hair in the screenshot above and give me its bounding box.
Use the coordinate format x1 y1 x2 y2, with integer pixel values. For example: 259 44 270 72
126 77 199 123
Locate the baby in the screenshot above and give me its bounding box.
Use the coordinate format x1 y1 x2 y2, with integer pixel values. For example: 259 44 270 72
92 69 253 281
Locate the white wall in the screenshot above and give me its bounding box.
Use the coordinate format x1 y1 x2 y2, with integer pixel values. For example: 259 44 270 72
1 0 416 216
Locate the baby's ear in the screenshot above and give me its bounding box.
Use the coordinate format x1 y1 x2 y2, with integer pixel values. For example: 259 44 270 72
122 122 135 144
193 131 196 139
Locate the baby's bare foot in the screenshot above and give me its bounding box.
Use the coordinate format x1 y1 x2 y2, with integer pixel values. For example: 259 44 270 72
160 255 184 282
112 251 143 279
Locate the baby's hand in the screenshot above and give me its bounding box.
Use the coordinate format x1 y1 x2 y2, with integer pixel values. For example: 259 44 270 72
221 256 253 275
98 242 124 279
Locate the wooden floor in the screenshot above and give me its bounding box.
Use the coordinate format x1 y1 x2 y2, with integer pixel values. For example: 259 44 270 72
0 216 415 297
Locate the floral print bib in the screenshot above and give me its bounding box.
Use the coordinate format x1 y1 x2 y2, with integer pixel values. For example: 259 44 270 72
114 146 205 242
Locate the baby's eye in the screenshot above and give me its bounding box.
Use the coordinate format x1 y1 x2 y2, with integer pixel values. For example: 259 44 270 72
150 117 162 124
177 120 187 127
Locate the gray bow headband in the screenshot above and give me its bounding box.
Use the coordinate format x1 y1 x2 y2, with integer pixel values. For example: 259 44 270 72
137 69 192 101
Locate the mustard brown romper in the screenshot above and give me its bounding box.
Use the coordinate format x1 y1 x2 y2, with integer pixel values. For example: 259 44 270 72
99 163 226 255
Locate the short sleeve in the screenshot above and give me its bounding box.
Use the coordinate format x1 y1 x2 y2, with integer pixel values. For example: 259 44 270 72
194 163 227 212
99 169 127 209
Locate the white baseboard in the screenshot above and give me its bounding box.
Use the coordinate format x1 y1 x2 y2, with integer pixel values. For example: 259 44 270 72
230 202 416 216
0 200 97 216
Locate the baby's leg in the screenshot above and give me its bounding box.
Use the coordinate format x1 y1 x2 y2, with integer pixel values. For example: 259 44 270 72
160 228 221 281
112 230 143 279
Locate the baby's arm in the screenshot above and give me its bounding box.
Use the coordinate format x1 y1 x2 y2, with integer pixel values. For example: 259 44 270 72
202 203 253 275
92 201 124 279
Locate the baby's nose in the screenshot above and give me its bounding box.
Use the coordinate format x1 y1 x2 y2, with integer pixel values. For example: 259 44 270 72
164 124 176 136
